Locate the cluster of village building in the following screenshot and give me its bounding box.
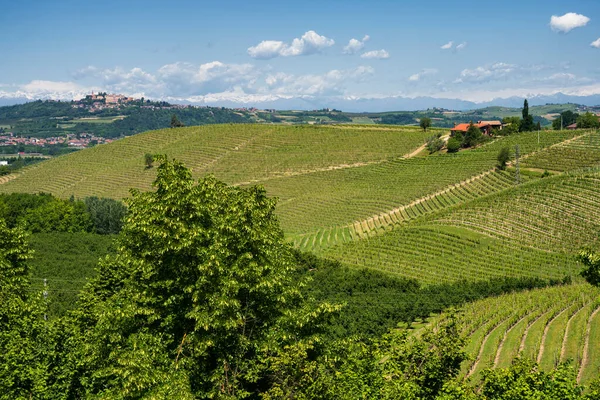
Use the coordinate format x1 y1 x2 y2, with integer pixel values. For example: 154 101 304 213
0 132 113 149
72 92 200 112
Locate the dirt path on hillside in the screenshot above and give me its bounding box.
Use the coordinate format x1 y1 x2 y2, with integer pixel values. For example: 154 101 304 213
493 314 529 368
507 131 592 167
537 305 573 364
577 306 600 383
519 310 550 353
403 134 450 159
467 317 510 378
561 301 593 362
234 136 446 187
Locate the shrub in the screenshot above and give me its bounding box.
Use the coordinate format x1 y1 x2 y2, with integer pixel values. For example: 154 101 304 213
446 138 461 153
426 135 445 154
496 147 510 170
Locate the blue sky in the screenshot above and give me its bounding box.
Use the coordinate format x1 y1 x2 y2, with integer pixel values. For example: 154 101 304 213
2 0 600 108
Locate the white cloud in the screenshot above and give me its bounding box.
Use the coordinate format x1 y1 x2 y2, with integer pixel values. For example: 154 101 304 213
550 12 590 33
441 41 453 50
455 42 467 51
455 62 520 83
440 41 466 51
263 66 374 96
247 30 335 59
591 38 600 48
343 35 370 54
360 49 390 59
408 69 438 81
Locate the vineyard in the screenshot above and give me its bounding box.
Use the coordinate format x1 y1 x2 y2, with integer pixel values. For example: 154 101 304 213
0 124 432 199
429 284 600 386
3 123 599 292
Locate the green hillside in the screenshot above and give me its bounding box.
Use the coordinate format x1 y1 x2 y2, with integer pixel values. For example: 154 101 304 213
3 124 599 287
427 283 600 386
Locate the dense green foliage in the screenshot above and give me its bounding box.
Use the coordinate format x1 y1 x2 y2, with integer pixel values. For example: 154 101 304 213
52 157 337 398
552 110 579 130
0 157 45 176
297 251 564 339
0 193 125 234
426 134 445 153
463 122 483 147
496 147 510 170
579 249 600 287
0 220 51 398
29 232 116 317
479 358 599 400
577 112 600 129
0 100 252 139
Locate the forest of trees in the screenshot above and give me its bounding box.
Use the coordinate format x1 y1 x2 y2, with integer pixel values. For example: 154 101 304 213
1 157 598 399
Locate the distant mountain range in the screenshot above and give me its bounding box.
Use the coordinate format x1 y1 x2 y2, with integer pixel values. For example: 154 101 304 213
2 92 600 112
190 93 600 113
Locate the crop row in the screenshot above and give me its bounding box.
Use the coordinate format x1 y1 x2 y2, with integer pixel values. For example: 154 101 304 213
292 169 517 252
321 224 579 285
429 284 600 386
522 131 600 172
0 124 430 199
431 171 600 252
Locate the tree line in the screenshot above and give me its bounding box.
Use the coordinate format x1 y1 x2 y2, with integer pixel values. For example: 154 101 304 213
0 193 126 235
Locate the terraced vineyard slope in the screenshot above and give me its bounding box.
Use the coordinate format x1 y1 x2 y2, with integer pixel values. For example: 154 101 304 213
0 124 433 199
430 284 600 386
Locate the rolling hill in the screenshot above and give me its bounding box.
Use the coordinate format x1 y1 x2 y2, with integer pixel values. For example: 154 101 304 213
3 122 600 373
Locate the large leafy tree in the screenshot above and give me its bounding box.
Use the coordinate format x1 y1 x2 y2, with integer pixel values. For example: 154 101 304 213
0 220 51 399
63 156 335 398
579 249 600 287
463 122 482 148
420 117 432 132
552 110 578 130
577 112 600 129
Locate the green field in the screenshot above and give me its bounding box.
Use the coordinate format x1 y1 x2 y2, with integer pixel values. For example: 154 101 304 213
426 284 600 386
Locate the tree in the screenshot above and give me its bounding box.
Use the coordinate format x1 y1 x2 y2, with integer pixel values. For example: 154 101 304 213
578 249 600 286
463 122 482 148
520 99 535 132
426 134 444 154
170 114 184 128
446 137 461 153
64 157 336 398
144 153 154 169
576 112 600 129
552 110 578 130
496 147 510 170
0 220 51 398
84 197 128 234
502 117 520 135
420 117 432 132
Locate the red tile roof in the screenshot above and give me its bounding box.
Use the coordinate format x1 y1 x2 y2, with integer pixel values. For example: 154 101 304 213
451 123 471 131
